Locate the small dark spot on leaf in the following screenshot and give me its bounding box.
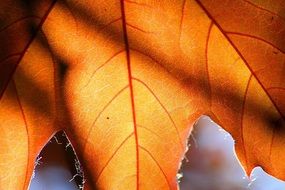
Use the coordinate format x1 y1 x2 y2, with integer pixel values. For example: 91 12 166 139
273 51 278 54
107 117 109 119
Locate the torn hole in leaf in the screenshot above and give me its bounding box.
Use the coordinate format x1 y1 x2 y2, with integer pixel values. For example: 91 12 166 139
28 131 84 190
178 116 285 190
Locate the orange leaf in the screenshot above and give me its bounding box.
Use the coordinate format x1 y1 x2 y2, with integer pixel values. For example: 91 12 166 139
0 0 284 189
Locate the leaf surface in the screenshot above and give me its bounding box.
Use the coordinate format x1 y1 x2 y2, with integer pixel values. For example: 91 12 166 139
0 0 284 189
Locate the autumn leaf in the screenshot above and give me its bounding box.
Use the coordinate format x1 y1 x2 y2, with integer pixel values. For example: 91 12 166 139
0 0 284 189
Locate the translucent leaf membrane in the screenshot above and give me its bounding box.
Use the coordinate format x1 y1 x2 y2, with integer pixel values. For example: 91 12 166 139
0 0 284 189
28 131 84 190
179 116 285 190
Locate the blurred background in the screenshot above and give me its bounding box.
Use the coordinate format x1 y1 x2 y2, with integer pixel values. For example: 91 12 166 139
179 116 285 190
29 116 285 190
29 132 83 190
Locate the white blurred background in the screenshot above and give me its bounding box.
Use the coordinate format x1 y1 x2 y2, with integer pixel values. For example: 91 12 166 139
179 116 285 190
29 116 285 190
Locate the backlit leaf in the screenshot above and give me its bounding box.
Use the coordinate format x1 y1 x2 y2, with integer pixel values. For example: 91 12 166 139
0 0 284 189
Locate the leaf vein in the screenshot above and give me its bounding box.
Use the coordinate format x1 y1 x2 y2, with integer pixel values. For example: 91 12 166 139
195 0 285 119
0 0 57 100
227 31 285 54
139 145 171 190
132 77 183 149
12 79 30 190
95 132 134 184
83 85 129 151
